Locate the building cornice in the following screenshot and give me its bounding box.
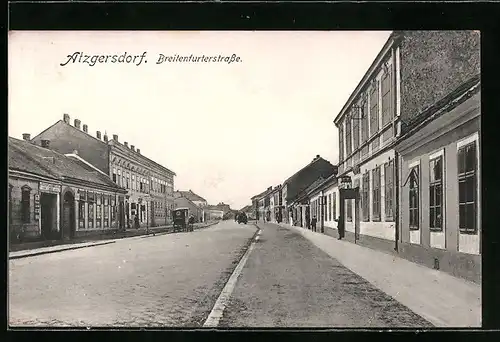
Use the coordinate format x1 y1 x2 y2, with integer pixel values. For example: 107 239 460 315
334 32 402 126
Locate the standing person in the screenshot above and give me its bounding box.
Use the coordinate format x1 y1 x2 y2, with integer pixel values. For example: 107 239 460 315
337 215 345 240
311 216 317 232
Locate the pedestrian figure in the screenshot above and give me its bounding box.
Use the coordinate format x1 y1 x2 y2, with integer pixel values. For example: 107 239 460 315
134 215 140 229
337 216 345 240
311 216 317 232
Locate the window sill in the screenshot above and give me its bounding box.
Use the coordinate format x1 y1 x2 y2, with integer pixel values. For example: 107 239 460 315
459 230 479 235
409 227 420 231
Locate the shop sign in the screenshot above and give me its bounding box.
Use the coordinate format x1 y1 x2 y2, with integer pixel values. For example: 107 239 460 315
34 194 40 220
40 182 61 193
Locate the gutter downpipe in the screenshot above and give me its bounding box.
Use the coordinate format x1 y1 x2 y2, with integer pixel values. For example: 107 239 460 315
393 41 400 253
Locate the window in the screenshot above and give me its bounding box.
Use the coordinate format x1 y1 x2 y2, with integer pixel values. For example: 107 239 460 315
345 115 352 156
361 98 369 143
384 161 394 221
111 197 116 224
408 165 420 230
112 168 117 183
328 194 332 221
117 169 121 186
132 174 135 190
21 186 31 223
126 172 130 189
339 125 344 162
372 167 381 221
362 172 370 221
353 111 360 151
96 194 102 228
79 200 85 228
104 196 109 228
370 81 379 136
88 192 95 228
458 142 477 234
122 172 126 189
428 155 444 231
332 193 336 220
381 70 392 127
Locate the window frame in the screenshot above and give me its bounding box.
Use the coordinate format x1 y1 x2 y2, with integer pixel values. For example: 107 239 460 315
457 136 479 235
345 114 352 156
362 171 370 222
381 69 392 127
372 167 381 221
429 150 445 232
339 124 344 162
384 160 394 222
408 163 420 231
369 81 379 136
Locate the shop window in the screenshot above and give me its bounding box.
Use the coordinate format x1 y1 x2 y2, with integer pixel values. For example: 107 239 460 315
372 167 381 221
384 161 394 221
96 194 102 228
111 197 116 224
79 200 85 228
328 194 332 221
88 192 95 228
104 196 109 228
362 172 370 222
429 155 443 231
406 165 420 230
21 185 31 223
458 141 478 234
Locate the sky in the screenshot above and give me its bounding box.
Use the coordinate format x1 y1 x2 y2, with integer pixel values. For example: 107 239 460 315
8 30 392 210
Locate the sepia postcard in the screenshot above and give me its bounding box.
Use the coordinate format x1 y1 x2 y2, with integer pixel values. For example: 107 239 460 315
7 30 481 329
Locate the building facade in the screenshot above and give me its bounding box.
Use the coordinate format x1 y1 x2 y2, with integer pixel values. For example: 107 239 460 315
281 155 337 225
333 30 480 282
31 114 176 229
9 137 128 243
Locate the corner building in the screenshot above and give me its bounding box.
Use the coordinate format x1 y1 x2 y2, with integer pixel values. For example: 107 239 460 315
31 114 176 229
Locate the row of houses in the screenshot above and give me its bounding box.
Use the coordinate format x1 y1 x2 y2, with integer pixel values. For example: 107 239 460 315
250 30 481 284
8 114 230 244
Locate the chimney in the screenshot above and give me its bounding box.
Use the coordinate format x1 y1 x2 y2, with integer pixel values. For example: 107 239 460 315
113 134 118 142
74 119 81 129
41 139 50 149
124 142 128 147
96 131 101 140
104 133 108 142
63 114 70 124
131 145 135 151
137 148 140 154
22 133 30 141
83 124 88 133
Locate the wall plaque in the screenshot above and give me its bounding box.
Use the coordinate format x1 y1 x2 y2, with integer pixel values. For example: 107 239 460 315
40 182 61 193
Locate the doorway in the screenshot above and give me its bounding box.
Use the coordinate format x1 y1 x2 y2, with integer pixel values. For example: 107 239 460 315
62 191 75 240
339 188 360 241
40 193 57 240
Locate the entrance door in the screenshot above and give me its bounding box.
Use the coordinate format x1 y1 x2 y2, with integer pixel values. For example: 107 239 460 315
62 192 75 240
339 188 359 240
40 193 56 240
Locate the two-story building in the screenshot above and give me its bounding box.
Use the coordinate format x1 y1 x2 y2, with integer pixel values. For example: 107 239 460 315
334 30 480 283
30 114 176 229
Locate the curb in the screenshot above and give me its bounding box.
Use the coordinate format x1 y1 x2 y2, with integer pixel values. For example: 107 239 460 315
9 241 116 260
140 221 220 239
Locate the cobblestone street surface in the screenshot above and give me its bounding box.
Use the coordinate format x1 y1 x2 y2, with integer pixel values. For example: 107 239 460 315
219 223 434 328
9 221 257 328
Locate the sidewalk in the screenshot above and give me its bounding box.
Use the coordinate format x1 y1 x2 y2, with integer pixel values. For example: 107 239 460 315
9 221 220 260
275 222 481 328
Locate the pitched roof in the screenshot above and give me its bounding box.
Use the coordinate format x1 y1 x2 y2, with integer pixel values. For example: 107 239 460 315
8 137 126 191
283 156 333 186
175 190 207 202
